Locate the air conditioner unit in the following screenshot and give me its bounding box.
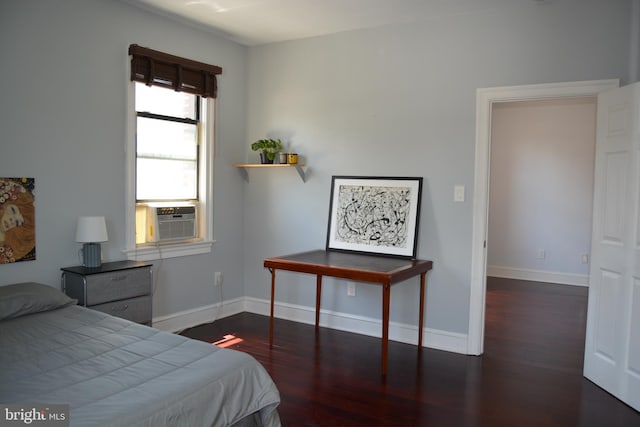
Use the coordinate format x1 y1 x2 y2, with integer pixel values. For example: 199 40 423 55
146 204 197 242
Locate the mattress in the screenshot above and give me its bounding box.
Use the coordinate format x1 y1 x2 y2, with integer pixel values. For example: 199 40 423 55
0 283 280 427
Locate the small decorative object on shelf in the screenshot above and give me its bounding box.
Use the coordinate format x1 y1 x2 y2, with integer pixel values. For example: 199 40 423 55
251 138 283 164
287 153 298 164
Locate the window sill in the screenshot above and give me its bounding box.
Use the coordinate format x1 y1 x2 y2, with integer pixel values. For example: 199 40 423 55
123 240 215 261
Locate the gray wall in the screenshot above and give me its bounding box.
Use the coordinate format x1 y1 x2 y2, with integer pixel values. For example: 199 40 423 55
244 0 633 334
0 0 635 338
0 0 248 318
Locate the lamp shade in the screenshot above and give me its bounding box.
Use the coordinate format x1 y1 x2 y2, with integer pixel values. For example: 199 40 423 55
75 216 108 243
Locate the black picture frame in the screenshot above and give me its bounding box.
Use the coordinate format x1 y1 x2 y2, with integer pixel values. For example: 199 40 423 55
326 176 423 259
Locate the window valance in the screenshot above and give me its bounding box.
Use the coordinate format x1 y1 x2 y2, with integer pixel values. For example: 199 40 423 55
129 44 222 98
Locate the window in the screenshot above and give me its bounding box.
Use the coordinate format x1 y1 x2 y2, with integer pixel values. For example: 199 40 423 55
124 45 222 261
135 83 199 201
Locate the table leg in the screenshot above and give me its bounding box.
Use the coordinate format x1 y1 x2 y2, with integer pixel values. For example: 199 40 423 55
269 269 276 346
418 272 426 348
315 275 322 330
381 282 391 376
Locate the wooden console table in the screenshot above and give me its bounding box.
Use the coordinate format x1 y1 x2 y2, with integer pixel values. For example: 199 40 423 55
264 249 433 376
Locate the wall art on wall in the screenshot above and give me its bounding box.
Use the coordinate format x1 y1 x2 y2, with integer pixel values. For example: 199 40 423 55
326 176 423 258
0 178 36 264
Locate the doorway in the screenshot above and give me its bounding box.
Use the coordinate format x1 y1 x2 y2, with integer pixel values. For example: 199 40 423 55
467 79 619 356
483 96 597 366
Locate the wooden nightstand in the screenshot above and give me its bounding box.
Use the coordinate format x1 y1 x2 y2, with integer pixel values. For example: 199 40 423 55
61 260 153 325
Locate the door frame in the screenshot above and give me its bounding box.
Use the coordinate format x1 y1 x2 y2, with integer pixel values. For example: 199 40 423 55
467 79 620 355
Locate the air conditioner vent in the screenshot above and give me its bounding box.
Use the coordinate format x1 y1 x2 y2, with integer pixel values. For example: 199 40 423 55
146 204 196 242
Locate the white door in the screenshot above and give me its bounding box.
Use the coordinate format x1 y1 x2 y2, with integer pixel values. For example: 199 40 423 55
584 82 640 411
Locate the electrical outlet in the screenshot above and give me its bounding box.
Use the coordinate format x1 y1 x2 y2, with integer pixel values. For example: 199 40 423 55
537 249 545 260
347 282 356 297
581 253 589 264
214 272 223 286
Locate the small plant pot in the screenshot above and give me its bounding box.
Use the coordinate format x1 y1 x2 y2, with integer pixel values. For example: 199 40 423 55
259 152 274 164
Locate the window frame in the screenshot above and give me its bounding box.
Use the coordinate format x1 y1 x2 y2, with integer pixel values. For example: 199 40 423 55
124 81 215 261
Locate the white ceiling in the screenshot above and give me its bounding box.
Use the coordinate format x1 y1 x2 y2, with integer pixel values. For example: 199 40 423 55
124 0 550 46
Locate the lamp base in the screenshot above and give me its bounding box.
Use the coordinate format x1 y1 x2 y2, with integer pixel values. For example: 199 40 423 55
82 243 102 268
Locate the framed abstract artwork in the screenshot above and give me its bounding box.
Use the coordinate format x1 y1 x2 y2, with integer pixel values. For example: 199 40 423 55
326 176 423 259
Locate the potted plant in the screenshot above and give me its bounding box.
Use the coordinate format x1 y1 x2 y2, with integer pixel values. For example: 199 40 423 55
251 138 283 164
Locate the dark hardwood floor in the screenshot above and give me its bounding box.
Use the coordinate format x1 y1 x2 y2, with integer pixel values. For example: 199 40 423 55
181 277 640 426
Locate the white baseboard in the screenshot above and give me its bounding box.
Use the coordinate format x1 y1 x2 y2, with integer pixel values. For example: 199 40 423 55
487 265 589 286
153 297 468 355
243 297 468 354
151 297 245 332
153 297 467 354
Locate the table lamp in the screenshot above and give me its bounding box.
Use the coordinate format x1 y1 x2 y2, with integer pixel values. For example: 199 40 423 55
75 216 108 268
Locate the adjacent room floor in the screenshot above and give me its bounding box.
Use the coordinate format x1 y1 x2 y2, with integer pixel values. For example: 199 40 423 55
182 277 640 426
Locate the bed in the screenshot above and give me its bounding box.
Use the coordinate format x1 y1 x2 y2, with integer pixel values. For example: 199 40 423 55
0 282 281 427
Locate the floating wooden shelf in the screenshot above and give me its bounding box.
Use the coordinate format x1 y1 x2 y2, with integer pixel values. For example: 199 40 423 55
232 163 306 182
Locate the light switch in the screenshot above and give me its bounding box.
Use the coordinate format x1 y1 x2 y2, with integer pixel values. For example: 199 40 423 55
454 185 465 202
